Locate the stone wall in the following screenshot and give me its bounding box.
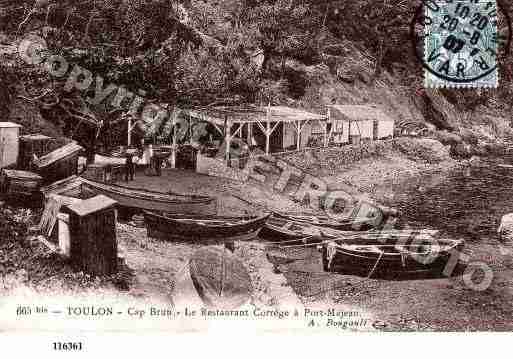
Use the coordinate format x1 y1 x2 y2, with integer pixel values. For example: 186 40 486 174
196 154 249 182
277 140 395 176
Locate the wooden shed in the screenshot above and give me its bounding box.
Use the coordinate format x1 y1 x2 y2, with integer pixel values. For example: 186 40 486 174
182 105 328 158
329 105 395 144
33 142 84 184
0 122 22 169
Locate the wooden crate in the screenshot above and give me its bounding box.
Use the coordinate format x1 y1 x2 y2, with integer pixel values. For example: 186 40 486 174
0 169 42 195
64 195 118 276
18 134 52 170
82 163 111 182
34 142 83 184
83 163 126 183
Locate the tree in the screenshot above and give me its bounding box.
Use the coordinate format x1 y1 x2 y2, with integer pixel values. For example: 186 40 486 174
246 0 323 76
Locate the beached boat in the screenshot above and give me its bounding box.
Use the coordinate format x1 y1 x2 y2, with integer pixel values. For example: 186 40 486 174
188 247 252 309
144 211 270 242
261 214 440 243
41 176 217 215
320 237 464 279
259 216 314 242
272 211 381 231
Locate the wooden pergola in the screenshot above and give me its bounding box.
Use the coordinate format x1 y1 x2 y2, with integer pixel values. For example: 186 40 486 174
179 105 329 162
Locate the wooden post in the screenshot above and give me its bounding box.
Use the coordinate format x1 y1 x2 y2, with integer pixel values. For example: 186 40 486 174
0 136 5 169
348 120 352 144
171 109 177 169
323 120 328 148
265 120 270 155
225 117 231 162
127 117 131 147
324 109 330 148
188 113 192 144
296 121 301 151
64 195 118 276
247 123 251 145
265 105 271 155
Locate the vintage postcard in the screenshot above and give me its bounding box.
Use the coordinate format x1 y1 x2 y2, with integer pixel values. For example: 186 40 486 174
1 0 513 352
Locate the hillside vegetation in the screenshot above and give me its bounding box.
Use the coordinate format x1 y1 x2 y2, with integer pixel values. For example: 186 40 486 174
1 0 513 155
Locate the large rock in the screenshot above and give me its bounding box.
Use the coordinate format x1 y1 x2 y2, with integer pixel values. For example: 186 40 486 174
451 143 472 159
424 90 459 131
393 138 451 164
458 128 478 145
432 130 462 146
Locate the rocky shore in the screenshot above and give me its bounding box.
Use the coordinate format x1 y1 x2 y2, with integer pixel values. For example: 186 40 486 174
1 138 512 331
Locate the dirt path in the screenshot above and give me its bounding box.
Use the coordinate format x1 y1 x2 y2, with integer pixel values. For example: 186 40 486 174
117 223 306 313
117 223 193 303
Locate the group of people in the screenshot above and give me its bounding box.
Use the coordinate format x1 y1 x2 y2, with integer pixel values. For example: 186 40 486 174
122 144 168 181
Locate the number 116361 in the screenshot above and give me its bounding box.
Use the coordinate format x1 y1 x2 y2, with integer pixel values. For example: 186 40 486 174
53 342 83 351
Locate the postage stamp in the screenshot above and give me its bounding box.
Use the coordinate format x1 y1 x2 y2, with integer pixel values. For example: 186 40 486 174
422 0 499 88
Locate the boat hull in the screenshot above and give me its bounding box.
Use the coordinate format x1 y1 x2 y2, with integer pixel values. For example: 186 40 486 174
272 212 376 231
144 211 270 243
321 240 465 279
42 176 217 215
83 178 217 215
259 223 307 242
189 247 252 309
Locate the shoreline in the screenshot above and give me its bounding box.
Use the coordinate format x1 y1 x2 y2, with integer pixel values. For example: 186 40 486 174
0 144 505 332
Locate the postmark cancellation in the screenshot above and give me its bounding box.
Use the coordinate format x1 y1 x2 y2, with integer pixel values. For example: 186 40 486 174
423 0 499 88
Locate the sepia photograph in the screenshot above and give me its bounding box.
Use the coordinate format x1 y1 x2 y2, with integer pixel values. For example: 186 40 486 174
0 1 512 351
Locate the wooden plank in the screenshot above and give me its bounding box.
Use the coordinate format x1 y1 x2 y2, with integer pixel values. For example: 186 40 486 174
2 169 42 180
37 194 82 238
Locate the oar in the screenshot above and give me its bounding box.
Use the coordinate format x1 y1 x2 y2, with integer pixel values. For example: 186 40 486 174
367 250 385 279
263 235 318 246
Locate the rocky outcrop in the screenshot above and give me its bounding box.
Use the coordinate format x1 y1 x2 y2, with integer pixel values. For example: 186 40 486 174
393 138 451 164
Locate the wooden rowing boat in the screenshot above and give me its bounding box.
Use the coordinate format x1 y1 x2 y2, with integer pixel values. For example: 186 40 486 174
272 211 381 231
321 237 464 279
41 176 217 215
144 211 270 242
80 178 217 215
260 215 438 244
259 216 314 242
189 247 252 309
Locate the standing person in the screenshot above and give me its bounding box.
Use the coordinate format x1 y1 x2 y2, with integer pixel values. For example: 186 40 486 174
155 154 163 176
125 151 135 182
